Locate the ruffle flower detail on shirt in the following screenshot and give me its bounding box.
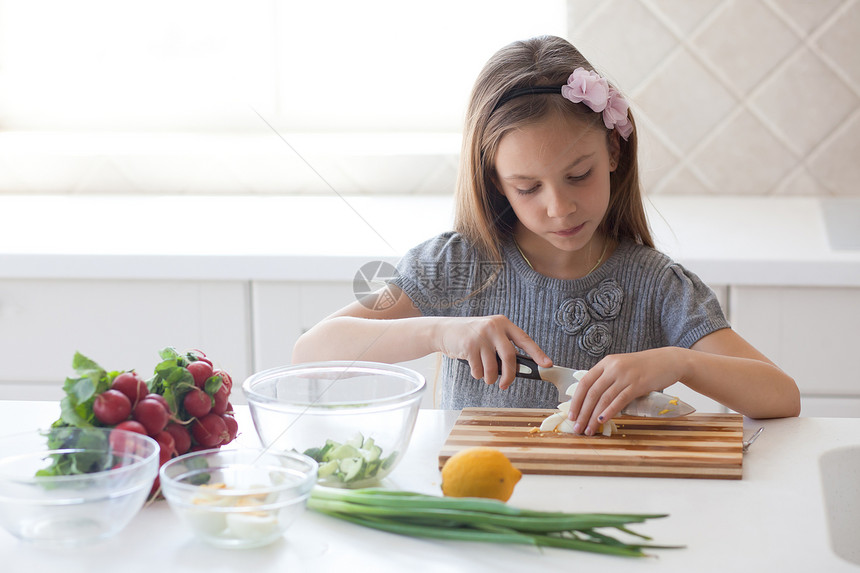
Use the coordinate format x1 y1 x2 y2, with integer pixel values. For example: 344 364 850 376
586 278 624 320
554 298 591 335
554 279 625 357
578 323 612 357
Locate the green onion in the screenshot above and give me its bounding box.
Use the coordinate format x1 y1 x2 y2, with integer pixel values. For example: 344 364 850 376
308 487 681 557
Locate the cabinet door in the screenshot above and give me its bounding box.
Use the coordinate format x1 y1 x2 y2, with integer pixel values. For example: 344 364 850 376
0 279 251 401
251 281 354 370
251 281 440 407
730 286 860 401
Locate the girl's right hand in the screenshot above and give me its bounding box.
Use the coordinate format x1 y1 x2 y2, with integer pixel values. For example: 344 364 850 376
436 315 551 390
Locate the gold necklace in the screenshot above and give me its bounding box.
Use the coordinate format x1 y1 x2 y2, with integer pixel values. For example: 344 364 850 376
514 238 609 276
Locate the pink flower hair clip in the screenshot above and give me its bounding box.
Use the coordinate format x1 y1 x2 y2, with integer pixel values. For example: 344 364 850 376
561 67 632 140
492 67 633 140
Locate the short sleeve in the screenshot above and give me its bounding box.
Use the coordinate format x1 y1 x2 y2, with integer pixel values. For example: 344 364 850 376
656 264 730 348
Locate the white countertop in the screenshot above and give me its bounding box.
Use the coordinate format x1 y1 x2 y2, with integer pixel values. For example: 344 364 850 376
2 194 859 286
2 400 859 572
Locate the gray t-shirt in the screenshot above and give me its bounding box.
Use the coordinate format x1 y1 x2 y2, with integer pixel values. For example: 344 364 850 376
390 232 730 410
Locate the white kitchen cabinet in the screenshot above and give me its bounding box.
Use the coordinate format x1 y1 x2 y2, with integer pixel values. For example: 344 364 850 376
0 279 251 401
729 286 860 416
251 280 354 369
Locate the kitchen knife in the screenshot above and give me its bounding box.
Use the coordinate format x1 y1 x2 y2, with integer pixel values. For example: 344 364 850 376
458 354 696 418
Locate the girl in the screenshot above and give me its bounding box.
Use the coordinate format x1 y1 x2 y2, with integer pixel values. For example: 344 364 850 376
293 35 800 433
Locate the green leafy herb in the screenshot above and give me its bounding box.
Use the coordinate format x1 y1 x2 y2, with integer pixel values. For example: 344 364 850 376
204 374 223 395
158 347 182 362
56 352 119 428
184 455 213 485
35 427 114 478
148 346 202 415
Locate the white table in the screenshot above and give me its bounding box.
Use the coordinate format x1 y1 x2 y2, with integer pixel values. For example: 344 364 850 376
2 401 859 572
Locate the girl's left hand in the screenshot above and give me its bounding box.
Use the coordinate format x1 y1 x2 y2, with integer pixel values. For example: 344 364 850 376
566 347 686 435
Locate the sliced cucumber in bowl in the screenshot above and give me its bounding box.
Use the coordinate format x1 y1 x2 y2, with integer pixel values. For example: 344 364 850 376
302 432 398 487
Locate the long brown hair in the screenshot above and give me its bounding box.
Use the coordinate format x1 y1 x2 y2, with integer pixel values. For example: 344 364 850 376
454 35 653 262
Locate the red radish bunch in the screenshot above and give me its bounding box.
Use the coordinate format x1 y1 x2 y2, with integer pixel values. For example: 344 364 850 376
56 348 239 497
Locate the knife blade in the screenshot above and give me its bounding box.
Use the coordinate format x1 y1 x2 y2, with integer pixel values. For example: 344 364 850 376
458 354 696 418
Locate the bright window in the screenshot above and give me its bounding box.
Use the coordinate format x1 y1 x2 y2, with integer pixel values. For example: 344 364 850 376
0 0 568 133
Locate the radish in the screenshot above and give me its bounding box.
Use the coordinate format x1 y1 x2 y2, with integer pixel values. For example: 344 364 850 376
214 369 232 391
93 389 132 425
183 387 212 418
111 372 148 405
191 413 228 447
154 431 177 464
188 350 212 367
133 397 170 436
109 422 146 455
164 422 192 455
189 443 217 453
187 360 214 389
222 414 238 443
212 384 230 416
114 420 147 435
143 392 170 412
149 476 161 499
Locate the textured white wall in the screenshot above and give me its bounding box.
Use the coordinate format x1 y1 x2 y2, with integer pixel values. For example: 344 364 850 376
568 0 860 196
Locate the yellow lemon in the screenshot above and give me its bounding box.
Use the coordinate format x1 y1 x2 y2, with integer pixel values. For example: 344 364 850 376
440 447 522 502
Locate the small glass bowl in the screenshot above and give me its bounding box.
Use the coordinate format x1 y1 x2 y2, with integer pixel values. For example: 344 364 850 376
159 448 318 549
0 426 159 546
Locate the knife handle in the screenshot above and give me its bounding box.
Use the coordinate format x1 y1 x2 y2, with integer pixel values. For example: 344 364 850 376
456 355 543 381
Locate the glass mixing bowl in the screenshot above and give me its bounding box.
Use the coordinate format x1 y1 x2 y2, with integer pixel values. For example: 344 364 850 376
242 361 426 488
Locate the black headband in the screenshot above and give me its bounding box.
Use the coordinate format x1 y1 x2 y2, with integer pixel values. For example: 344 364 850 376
491 85 561 114
488 69 634 140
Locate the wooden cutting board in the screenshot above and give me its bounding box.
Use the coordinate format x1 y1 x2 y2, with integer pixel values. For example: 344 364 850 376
438 408 745 480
